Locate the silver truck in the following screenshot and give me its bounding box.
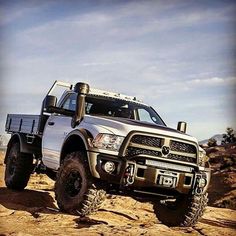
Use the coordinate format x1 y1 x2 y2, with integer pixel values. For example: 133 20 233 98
4 81 210 226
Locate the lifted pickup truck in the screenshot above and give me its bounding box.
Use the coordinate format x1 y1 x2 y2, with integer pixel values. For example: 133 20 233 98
4 81 210 226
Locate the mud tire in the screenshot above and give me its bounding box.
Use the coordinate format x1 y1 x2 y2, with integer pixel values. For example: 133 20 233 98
55 152 106 216
5 142 33 190
153 192 208 227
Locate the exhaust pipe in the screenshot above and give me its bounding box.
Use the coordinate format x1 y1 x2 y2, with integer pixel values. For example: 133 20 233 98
71 82 90 128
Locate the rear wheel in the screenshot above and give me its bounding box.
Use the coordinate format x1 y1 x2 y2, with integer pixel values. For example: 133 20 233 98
55 152 106 216
5 142 33 190
153 192 208 227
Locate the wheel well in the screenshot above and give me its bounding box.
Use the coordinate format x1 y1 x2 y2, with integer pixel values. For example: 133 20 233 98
60 135 87 164
8 135 20 146
4 134 20 163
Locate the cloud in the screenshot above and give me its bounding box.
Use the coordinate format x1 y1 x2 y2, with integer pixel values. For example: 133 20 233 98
0 7 25 26
81 62 120 67
188 77 224 86
0 1 55 26
187 77 236 87
0 1 235 140
6 0 235 53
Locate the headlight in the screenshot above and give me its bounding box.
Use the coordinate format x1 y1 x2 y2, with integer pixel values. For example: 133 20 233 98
92 134 125 152
199 148 209 167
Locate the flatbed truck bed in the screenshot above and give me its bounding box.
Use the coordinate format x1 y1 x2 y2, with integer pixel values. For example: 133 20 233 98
5 114 46 136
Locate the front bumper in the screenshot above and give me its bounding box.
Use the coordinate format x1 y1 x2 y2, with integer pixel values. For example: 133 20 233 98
87 150 211 195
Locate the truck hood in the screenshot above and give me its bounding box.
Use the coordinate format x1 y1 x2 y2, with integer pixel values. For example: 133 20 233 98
82 115 198 144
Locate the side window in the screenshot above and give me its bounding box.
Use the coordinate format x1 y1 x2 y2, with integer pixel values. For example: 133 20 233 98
62 98 70 110
62 93 76 111
137 108 157 124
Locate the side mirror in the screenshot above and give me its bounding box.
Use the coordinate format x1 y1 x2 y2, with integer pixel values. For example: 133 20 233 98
43 95 57 112
177 121 187 133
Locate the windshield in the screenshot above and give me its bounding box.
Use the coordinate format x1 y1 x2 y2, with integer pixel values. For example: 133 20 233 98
86 95 165 126
61 93 165 126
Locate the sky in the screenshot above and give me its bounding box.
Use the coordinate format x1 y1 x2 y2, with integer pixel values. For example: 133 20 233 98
0 0 235 141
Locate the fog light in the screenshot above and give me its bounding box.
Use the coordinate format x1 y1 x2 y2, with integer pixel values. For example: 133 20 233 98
102 161 116 174
199 178 207 188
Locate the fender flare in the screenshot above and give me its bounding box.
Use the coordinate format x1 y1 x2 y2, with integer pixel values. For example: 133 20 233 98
60 129 101 178
4 133 37 163
60 128 92 164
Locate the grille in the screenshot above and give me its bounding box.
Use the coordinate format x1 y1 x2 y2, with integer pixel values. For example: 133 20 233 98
125 134 197 164
126 147 161 158
130 135 162 147
126 147 195 163
167 153 196 163
170 140 196 154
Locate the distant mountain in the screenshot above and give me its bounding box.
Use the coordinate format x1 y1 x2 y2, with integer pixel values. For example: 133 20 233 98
199 134 224 146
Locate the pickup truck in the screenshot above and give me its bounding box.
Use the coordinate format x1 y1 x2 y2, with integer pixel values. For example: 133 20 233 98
4 81 210 227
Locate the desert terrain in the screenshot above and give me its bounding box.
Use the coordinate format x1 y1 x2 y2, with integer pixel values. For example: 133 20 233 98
0 146 236 236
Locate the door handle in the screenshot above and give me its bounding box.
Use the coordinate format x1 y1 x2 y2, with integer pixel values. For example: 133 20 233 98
48 121 55 126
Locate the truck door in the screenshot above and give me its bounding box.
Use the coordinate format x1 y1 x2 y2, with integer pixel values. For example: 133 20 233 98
42 93 76 170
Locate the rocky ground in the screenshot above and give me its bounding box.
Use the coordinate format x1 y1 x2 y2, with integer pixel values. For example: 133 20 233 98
206 143 236 210
0 148 236 236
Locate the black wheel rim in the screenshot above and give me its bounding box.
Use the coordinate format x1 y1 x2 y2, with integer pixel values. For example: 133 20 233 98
65 170 82 197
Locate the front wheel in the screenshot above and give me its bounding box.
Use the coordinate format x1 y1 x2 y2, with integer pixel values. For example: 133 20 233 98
5 142 33 190
55 152 106 216
153 192 208 227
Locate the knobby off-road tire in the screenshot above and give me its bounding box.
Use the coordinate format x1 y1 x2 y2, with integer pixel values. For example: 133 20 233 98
5 142 33 190
153 192 208 227
55 152 106 216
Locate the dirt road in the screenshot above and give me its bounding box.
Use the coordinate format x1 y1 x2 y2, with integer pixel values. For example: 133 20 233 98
0 150 236 236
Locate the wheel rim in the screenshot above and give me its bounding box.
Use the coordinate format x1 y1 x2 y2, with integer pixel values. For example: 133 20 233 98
65 170 82 197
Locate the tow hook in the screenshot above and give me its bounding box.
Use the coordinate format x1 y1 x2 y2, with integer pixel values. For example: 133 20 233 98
194 175 207 195
124 164 135 186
